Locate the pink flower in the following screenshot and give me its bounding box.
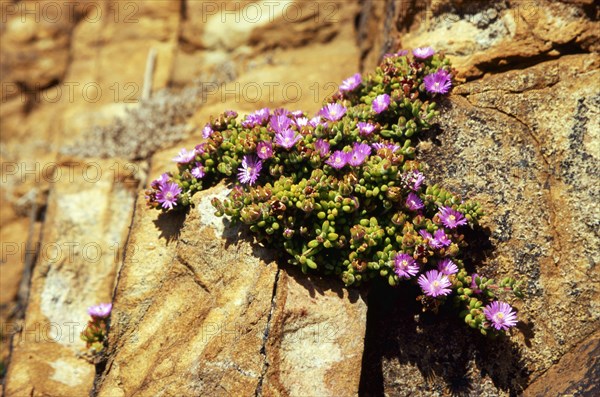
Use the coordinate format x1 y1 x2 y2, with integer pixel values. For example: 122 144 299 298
412 47 435 59
319 103 347 122
191 163 205 179
437 258 458 275
156 182 181 210
339 73 362 92
438 206 468 229
483 301 518 331
417 270 452 297
172 148 196 164
406 192 424 211
357 122 376 136
393 253 419 279
275 128 302 149
256 141 274 159
433 229 451 247
88 303 112 319
326 150 349 169
424 69 452 95
237 155 262 185
372 94 390 114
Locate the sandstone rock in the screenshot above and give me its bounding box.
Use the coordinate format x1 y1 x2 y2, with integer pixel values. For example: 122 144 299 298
523 330 600 396
4 158 140 397
359 0 600 79
261 269 367 397
96 184 367 396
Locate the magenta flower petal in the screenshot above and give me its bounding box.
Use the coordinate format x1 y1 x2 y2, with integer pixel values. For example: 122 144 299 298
339 73 362 92
393 253 419 279
88 302 112 319
417 270 452 297
191 163 205 179
256 141 274 159
438 206 468 229
172 148 196 164
413 46 435 59
156 182 182 210
275 128 302 149
319 103 347 122
372 94 390 114
437 258 458 275
424 69 452 95
326 150 349 169
483 301 518 331
406 192 424 211
237 155 263 185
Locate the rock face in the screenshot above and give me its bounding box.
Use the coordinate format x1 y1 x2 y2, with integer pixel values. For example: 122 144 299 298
95 185 367 396
3 159 140 397
359 0 600 79
2 0 599 396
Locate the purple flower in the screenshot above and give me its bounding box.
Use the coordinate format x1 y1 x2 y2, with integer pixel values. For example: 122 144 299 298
237 155 263 185
156 182 182 210
418 270 452 297
224 110 238 118
314 139 330 157
294 117 309 128
483 301 518 331
275 128 302 149
424 69 452 95
372 142 400 153
326 150 349 169
433 229 451 247
270 114 293 133
470 273 482 294
172 148 196 164
393 253 419 279
202 124 213 138
384 50 409 58
151 173 170 189
256 141 274 159
273 108 291 116
438 206 468 229
406 192 424 211
291 110 305 118
339 73 362 92
309 116 327 128
437 258 458 275
413 46 435 59
191 163 205 179
242 108 270 128
319 103 347 122
88 303 112 319
357 122 376 136
195 143 207 155
372 94 390 114
404 171 425 191
419 229 443 249
348 143 372 166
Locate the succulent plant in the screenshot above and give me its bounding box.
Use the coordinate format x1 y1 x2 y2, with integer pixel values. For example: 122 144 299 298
146 48 522 335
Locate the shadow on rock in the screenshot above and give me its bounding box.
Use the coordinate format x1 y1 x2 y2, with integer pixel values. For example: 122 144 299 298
153 208 188 243
358 280 529 396
358 224 529 396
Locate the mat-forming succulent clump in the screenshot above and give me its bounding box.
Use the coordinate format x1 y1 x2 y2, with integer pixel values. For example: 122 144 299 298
146 48 522 335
